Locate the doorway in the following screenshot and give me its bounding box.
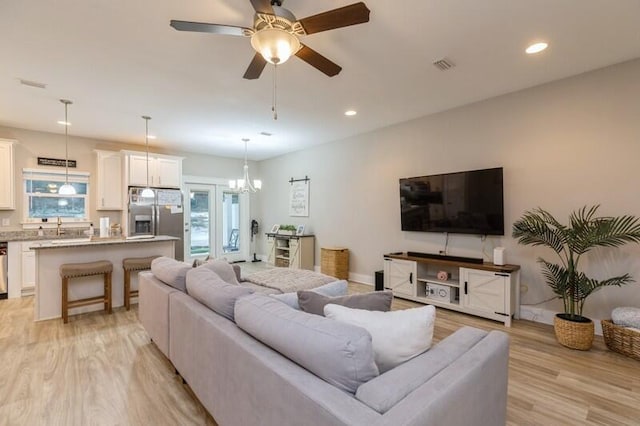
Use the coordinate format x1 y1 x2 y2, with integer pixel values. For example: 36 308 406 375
183 179 249 264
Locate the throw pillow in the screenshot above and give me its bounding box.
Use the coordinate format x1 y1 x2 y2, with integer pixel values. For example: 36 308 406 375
199 259 240 286
150 256 192 292
298 290 393 316
270 280 348 310
186 266 253 321
324 304 435 373
235 293 379 394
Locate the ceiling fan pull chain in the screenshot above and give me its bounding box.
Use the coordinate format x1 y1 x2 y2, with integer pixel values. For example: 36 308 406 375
272 64 278 120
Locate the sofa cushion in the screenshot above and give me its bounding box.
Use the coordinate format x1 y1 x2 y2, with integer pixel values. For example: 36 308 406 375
271 280 348 309
234 293 379 394
325 304 435 373
186 266 253 321
298 290 393 316
355 326 488 413
199 259 241 286
150 256 191 292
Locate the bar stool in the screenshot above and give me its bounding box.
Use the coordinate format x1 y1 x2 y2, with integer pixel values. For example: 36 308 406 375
122 255 160 310
60 260 113 324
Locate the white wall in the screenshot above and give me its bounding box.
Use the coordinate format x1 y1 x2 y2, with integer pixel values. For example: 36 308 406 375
0 126 260 232
256 58 640 320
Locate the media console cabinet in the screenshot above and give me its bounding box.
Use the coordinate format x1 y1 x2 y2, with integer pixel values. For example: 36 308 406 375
383 253 520 326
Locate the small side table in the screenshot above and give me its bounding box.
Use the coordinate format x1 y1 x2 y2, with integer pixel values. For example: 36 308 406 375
321 247 349 280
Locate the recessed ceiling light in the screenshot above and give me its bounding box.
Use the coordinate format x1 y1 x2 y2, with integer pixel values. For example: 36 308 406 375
57 121 71 126
526 42 548 55
344 110 357 116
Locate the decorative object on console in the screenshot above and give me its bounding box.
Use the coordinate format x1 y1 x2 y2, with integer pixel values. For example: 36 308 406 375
513 205 640 350
140 116 155 199
296 224 305 236
436 270 450 281
493 247 505 265
270 224 280 234
278 224 296 235
229 138 262 193
58 99 76 195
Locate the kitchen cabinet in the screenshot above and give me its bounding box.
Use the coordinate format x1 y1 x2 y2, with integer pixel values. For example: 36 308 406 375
383 254 520 326
21 244 36 296
0 139 15 210
95 150 123 210
126 153 182 188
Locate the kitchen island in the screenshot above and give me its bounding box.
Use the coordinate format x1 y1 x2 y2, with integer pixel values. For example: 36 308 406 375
31 236 177 321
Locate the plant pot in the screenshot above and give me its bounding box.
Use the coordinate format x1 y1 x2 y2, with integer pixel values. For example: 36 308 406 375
554 313 594 350
278 230 293 235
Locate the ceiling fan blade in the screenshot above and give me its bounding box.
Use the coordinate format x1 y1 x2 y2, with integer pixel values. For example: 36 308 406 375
298 2 370 35
170 20 248 37
250 0 274 14
243 53 268 79
295 45 342 77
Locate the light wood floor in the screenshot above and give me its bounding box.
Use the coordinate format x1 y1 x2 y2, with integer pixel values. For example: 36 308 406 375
1 282 638 425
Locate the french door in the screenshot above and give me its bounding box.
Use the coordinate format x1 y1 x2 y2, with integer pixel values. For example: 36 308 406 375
183 182 249 263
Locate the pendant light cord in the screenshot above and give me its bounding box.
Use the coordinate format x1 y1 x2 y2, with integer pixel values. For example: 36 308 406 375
272 64 278 120
64 101 69 184
143 116 151 189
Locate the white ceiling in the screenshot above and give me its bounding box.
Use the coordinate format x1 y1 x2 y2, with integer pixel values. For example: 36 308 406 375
1 0 639 161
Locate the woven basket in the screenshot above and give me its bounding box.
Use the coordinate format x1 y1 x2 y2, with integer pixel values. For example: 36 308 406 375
601 319 640 361
321 247 349 280
554 314 594 350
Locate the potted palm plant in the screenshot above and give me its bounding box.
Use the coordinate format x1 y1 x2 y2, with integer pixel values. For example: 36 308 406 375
512 205 640 350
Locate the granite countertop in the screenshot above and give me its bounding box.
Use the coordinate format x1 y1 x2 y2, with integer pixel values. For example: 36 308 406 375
30 235 178 249
0 229 90 242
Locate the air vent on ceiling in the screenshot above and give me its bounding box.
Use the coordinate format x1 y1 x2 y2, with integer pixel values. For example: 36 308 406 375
259 131 273 136
19 78 47 89
432 58 455 71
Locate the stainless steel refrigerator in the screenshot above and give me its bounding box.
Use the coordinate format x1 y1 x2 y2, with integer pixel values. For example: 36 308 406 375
128 187 184 261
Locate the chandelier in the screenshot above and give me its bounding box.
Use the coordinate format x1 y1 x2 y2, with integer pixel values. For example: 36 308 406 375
229 139 262 193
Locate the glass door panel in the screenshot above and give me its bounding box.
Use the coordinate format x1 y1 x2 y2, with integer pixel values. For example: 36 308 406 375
218 190 247 262
184 184 214 263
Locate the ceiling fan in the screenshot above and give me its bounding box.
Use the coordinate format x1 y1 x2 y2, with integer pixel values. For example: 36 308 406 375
170 0 370 80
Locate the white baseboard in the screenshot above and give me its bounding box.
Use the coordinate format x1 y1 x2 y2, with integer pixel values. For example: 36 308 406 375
520 306 604 336
348 272 373 285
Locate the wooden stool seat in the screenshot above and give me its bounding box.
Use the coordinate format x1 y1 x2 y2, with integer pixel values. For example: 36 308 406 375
60 260 113 323
123 255 159 310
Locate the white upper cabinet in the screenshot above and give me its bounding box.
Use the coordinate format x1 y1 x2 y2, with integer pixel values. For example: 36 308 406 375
0 139 15 210
126 153 182 188
95 150 123 210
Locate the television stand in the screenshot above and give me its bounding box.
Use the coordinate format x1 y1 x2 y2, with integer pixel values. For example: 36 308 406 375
383 253 520 326
406 251 484 264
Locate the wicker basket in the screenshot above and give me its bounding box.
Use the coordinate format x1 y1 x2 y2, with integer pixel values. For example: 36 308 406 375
601 319 640 361
554 314 594 350
321 247 349 280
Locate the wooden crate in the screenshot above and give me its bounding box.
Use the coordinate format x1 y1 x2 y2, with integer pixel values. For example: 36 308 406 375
321 247 349 280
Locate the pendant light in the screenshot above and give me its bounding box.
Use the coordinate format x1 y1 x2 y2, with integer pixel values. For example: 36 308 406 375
58 99 76 195
229 138 262 193
141 116 155 198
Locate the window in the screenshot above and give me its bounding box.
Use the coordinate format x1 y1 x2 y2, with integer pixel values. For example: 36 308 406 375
23 169 90 223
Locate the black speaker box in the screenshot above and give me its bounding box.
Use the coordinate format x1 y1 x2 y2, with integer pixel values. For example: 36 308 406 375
374 270 384 291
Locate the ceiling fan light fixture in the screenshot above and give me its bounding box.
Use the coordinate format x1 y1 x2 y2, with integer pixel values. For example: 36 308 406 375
251 27 300 64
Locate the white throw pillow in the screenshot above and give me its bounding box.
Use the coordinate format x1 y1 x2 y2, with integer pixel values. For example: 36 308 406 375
324 304 435 373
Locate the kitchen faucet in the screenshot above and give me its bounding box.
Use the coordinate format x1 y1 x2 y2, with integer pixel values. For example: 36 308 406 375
57 216 65 236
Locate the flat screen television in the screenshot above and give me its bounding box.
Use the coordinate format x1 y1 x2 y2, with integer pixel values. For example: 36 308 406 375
399 167 504 235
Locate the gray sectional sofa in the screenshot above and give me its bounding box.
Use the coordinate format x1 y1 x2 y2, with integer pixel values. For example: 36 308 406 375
139 257 510 426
